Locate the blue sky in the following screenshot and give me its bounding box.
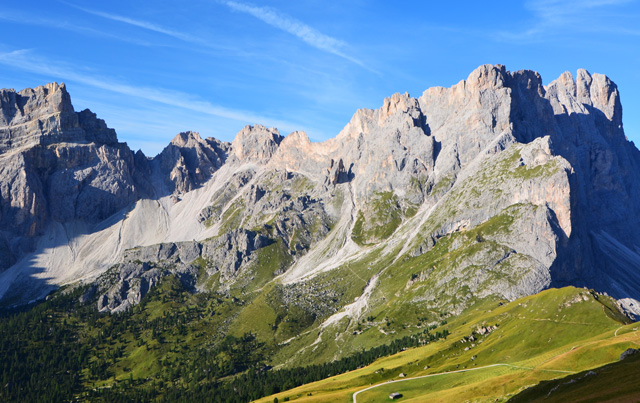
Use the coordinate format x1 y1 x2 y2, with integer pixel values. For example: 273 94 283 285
0 1 639 156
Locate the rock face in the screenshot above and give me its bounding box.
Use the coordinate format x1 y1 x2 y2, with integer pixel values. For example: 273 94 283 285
2 65 640 320
542 70 640 303
96 229 273 312
230 124 283 163
153 131 228 195
0 83 150 274
0 82 116 152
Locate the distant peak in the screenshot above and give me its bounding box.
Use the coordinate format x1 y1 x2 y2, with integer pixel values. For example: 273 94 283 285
465 64 508 90
231 124 283 163
9 81 75 116
0 81 80 152
170 131 204 147
16 81 70 101
547 69 621 123
43 81 67 93
378 92 418 126
232 124 282 146
283 130 310 145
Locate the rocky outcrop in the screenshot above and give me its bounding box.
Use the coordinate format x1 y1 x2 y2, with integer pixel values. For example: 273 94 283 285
272 92 435 204
0 83 151 272
0 83 117 152
230 124 283 163
620 348 639 361
537 70 640 303
95 229 273 312
153 131 229 195
328 158 350 185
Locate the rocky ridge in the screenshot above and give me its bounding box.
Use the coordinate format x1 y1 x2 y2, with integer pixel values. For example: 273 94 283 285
1 65 640 325
0 83 149 277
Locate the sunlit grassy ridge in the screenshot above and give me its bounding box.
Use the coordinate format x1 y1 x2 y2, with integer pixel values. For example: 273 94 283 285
254 287 638 403
508 349 640 402
1 272 636 402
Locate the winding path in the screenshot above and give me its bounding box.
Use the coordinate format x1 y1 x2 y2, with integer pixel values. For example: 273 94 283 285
352 363 574 403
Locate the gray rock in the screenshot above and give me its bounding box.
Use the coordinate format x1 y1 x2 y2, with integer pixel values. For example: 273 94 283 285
97 229 273 312
153 131 228 195
230 124 283 163
197 169 255 225
620 348 639 361
0 83 152 273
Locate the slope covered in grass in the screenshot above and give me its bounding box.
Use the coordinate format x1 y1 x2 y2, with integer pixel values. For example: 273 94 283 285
508 349 640 402
0 274 635 403
255 287 638 403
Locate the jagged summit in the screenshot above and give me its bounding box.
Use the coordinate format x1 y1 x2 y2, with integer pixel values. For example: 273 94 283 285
231 124 283 163
0 65 639 321
377 92 420 127
0 82 119 153
0 82 74 126
547 68 622 127
168 130 205 147
154 130 228 194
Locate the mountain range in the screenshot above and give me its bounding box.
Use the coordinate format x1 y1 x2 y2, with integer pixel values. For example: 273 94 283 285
1 64 639 318
2 63 640 401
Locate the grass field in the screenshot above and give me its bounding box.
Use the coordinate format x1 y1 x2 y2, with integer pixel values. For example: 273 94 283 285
508 349 640 402
253 287 639 403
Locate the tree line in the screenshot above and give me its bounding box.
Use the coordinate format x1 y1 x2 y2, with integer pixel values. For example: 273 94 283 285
0 277 449 402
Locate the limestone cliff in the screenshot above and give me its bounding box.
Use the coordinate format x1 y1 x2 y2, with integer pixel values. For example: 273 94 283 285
0 83 151 277
1 65 640 320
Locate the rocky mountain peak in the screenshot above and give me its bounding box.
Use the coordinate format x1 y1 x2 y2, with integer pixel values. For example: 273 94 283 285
268 130 332 175
0 82 73 127
275 130 313 157
169 130 204 147
155 131 228 194
283 130 311 146
335 108 375 142
466 64 509 91
553 71 579 107
0 83 150 277
510 69 545 96
588 73 621 123
0 82 121 153
377 92 420 126
231 124 283 163
547 69 621 123
575 68 591 99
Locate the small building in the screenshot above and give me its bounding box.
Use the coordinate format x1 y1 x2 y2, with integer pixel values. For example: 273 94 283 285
389 392 403 399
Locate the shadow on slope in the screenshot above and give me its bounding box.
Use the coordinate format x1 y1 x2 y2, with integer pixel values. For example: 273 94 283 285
508 350 640 403
508 70 640 307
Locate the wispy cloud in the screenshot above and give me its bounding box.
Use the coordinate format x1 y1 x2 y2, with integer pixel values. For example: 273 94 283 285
222 1 378 74
0 10 155 46
0 49 304 133
528 0 633 25
70 96 227 155
63 2 206 45
63 2 379 74
498 0 638 41
62 2 261 57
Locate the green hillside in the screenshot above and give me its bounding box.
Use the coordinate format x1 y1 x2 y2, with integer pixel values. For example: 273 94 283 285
254 287 638 403
508 351 640 402
0 276 636 402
